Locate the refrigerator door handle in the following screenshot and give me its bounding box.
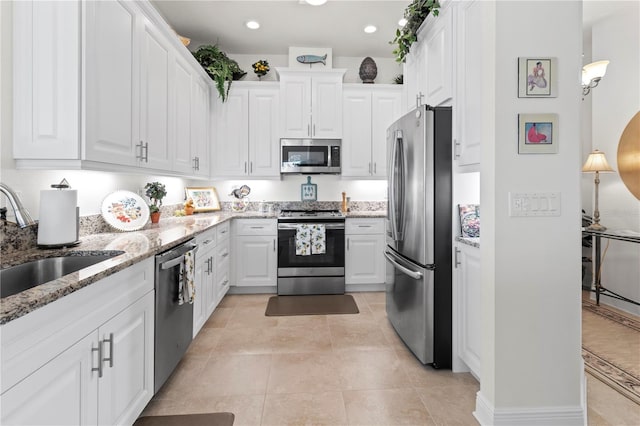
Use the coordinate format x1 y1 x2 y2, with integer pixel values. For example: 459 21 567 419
389 130 405 242
384 250 423 280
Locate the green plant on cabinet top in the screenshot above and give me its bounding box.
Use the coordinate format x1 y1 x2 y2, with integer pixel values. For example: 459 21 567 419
145 181 167 213
390 0 441 63
192 44 246 102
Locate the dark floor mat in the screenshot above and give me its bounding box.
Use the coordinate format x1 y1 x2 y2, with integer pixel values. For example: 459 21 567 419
265 294 359 316
134 412 234 426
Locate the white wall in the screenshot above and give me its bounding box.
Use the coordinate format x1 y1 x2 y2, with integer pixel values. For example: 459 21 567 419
587 3 640 315
478 1 584 422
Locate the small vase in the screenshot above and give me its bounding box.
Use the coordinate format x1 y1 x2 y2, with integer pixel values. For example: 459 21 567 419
150 211 161 224
359 57 377 84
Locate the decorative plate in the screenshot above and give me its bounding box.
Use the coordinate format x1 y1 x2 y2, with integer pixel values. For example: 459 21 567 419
101 190 150 231
459 204 480 238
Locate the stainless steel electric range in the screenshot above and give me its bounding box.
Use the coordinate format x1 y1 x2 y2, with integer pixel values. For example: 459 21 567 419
277 210 345 295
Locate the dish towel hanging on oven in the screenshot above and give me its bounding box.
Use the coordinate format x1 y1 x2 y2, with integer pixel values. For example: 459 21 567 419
295 224 326 256
178 249 196 305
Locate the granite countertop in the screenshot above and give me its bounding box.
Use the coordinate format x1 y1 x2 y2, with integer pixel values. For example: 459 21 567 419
1 211 279 325
1 210 387 325
455 236 480 248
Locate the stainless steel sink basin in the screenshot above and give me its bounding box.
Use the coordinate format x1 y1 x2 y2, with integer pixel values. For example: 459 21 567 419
1 252 124 298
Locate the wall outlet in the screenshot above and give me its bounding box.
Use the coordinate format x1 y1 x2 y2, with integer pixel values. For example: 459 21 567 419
509 192 561 217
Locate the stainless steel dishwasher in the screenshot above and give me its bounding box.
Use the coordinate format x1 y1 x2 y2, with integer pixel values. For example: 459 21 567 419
154 239 197 394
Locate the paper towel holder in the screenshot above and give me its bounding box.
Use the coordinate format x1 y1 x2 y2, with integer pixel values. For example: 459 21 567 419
51 178 71 189
37 178 81 249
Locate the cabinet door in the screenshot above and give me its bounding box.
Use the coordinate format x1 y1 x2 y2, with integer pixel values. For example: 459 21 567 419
171 56 194 173
84 0 139 165
280 75 312 138
423 5 453 106
215 241 231 304
235 236 277 287
194 232 216 335
342 89 373 177
345 234 385 284
97 292 154 426
213 88 249 177
1 332 98 425
371 89 402 177
312 76 343 138
139 18 171 170
192 76 211 176
403 51 419 113
456 244 482 377
456 0 482 166
13 1 81 160
249 88 280 177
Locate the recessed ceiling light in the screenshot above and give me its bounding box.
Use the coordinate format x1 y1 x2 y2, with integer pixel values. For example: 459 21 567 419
364 25 377 34
398 18 408 27
304 0 327 5
246 20 260 30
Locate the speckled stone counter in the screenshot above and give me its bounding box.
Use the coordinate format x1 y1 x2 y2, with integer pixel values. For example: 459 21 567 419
1 211 278 325
455 236 480 248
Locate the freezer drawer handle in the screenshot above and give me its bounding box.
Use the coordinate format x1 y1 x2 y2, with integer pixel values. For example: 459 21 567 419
384 251 423 280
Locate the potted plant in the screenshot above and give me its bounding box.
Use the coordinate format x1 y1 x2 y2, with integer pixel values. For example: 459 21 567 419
390 0 440 63
192 44 246 102
145 181 167 223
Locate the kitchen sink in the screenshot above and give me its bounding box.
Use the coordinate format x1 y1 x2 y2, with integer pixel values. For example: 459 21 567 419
0 252 124 299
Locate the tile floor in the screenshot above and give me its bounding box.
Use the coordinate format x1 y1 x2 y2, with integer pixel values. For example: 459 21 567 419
141 292 640 425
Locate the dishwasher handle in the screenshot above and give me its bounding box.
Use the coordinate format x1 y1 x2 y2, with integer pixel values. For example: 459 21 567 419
158 241 198 270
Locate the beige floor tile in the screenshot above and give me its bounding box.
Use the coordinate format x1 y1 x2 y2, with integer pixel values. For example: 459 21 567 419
226 306 279 329
203 306 234 328
187 328 222 356
415 384 480 425
267 352 342 394
195 353 272 397
327 309 379 326
139 398 189 417
335 349 412 390
214 327 274 354
329 319 391 351
586 373 640 425
153 354 210 402
262 391 348 426
183 394 265 426
395 349 478 388
270 325 333 353
343 388 435 425
275 313 329 328
217 294 271 308
362 291 386 304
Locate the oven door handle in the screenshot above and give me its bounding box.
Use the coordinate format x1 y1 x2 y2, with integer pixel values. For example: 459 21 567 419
277 223 345 230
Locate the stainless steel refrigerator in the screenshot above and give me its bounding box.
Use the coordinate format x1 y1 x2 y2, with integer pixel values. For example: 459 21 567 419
384 105 452 368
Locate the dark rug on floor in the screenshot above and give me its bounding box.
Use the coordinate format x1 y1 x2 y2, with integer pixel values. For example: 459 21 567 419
134 412 234 426
265 294 359 316
582 299 640 405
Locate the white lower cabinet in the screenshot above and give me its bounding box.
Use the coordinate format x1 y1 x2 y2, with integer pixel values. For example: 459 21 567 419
194 227 217 336
345 219 386 286
455 241 482 378
1 258 155 426
233 219 277 288
215 223 231 302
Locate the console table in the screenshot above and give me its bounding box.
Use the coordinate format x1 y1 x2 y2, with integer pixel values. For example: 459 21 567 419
582 228 640 306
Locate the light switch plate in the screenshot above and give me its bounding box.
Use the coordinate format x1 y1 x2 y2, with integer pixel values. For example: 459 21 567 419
509 192 561 217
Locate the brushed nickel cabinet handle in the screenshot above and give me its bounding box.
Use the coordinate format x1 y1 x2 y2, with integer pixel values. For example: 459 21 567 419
103 333 114 368
454 248 462 268
92 342 103 378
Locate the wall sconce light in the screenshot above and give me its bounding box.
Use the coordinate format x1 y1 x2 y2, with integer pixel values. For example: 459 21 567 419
582 149 615 231
582 60 609 97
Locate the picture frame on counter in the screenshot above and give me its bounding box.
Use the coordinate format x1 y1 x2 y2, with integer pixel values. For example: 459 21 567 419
518 57 557 97
185 187 221 212
518 113 558 154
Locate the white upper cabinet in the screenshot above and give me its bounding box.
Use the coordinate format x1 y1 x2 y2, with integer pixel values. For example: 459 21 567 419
212 83 280 178
454 0 483 167
342 85 401 178
278 69 345 139
84 0 140 166
191 76 211 177
12 0 213 177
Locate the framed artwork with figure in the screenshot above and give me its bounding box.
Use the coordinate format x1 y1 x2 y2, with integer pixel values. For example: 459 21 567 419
518 57 557 97
185 187 221 212
518 114 558 154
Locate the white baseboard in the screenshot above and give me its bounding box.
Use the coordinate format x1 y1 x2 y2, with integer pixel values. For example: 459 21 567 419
474 391 586 426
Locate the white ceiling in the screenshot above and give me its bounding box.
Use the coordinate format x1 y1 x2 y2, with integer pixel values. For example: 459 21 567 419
151 0 408 58
151 0 616 59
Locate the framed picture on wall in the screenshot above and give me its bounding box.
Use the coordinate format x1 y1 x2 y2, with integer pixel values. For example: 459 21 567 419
518 113 558 154
518 57 557 97
185 187 221 212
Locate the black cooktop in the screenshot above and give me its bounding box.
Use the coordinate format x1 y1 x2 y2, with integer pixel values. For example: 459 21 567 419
279 209 345 220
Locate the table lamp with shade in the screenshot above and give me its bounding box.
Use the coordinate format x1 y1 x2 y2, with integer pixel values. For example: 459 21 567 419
582 149 615 231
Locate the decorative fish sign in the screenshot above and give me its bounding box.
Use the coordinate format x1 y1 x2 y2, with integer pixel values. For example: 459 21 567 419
297 54 327 65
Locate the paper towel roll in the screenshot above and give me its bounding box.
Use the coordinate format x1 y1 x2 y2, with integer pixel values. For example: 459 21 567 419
37 190 78 246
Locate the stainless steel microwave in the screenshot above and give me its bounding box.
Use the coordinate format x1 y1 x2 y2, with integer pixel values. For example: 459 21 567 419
280 139 341 174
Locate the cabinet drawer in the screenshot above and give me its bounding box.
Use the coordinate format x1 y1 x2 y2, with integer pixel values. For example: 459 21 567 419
234 219 277 236
196 227 216 247
346 218 385 234
216 221 231 242
215 242 230 267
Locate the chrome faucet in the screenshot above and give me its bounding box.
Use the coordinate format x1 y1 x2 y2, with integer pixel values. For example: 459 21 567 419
0 183 35 228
